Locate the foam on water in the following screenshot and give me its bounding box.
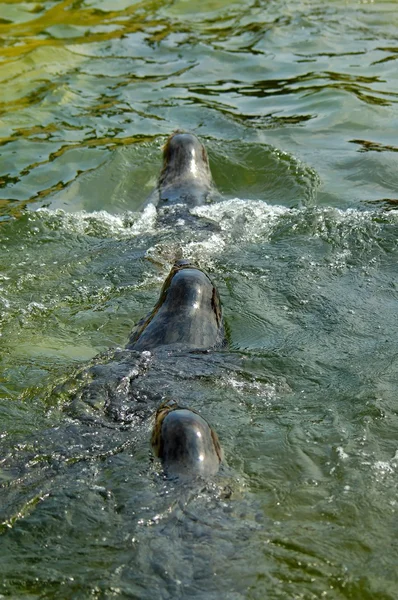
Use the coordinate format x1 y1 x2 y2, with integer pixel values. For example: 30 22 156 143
218 374 281 409
29 198 398 246
35 203 157 238
193 199 396 245
193 198 291 242
372 450 398 481
20 200 397 286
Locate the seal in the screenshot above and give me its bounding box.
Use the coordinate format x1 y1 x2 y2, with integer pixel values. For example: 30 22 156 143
148 131 215 208
152 402 223 479
127 259 225 352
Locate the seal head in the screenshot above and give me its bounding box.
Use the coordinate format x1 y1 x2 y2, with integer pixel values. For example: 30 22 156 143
157 132 214 207
127 260 225 351
152 403 222 479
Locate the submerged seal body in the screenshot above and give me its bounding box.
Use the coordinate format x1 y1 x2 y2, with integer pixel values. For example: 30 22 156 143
152 403 223 479
148 131 216 208
127 259 225 352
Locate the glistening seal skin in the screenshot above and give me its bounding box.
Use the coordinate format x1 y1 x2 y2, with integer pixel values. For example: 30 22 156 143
127 260 225 351
151 131 215 207
152 403 223 479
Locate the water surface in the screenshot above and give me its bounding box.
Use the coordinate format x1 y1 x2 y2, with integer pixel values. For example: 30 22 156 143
1 0 398 598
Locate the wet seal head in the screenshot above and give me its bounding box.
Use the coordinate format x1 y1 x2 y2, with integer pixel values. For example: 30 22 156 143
157 131 214 206
152 401 223 479
127 260 225 351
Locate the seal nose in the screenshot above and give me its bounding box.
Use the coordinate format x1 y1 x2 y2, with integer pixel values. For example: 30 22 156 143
152 406 222 479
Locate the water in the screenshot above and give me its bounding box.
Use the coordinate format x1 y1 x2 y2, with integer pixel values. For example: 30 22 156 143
1 0 398 597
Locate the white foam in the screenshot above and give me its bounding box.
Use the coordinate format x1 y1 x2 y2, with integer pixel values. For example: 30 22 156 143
33 201 396 267
138 199 394 269
36 204 157 238
192 198 291 242
373 450 398 480
336 446 349 460
218 374 281 406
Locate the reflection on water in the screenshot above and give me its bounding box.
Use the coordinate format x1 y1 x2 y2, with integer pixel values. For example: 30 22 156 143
1 0 398 598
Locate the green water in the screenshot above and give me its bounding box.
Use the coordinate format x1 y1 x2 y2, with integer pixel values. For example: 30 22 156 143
1 0 398 597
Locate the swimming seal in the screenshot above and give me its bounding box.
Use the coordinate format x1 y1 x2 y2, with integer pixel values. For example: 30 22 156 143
127 259 225 352
152 402 223 479
148 131 215 208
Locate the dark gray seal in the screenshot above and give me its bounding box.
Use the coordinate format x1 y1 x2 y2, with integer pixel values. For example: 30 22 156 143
127 259 225 352
147 131 216 208
152 402 223 479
